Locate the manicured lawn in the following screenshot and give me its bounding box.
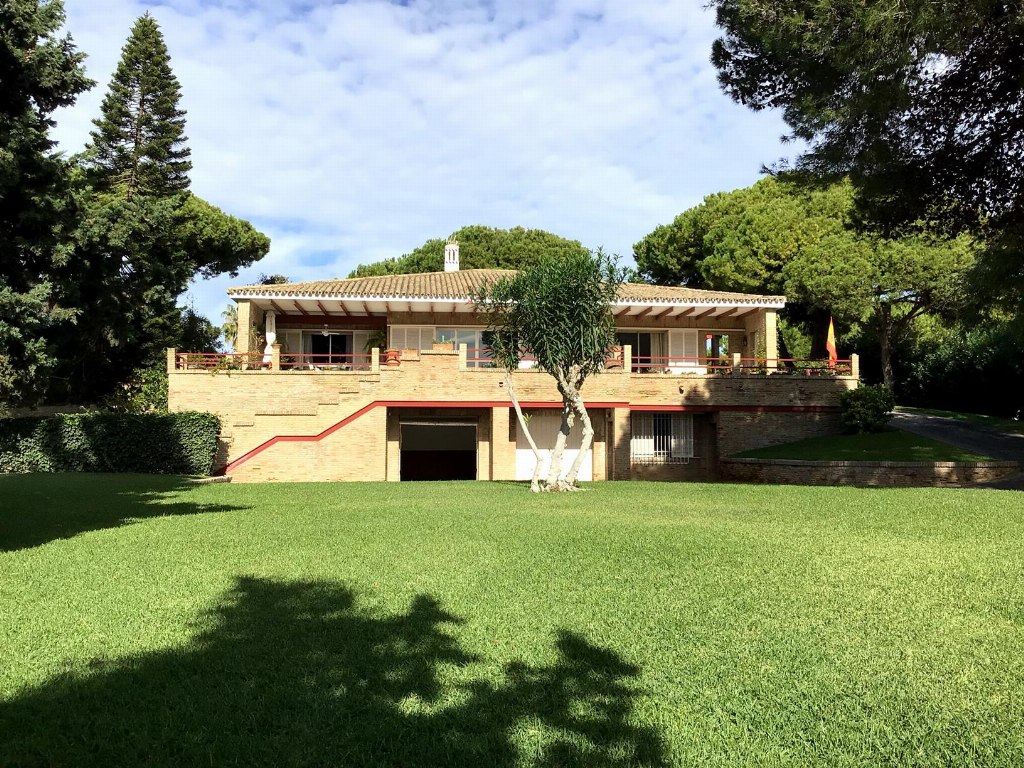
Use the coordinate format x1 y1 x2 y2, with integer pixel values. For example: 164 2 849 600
734 429 992 462
2 475 1023 766
896 406 1024 435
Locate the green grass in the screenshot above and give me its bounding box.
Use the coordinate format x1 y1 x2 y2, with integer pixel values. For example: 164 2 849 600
734 429 992 462
2 475 1023 766
896 406 1024 435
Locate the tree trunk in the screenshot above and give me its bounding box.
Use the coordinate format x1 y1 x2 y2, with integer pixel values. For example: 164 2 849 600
808 307 830 359
878 302 895 390
546 403 572 490
504 371 543 492
564 396 594 487
560 372 593 488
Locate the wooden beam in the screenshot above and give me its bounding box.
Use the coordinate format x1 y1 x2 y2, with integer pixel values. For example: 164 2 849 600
652 306 674 319
613 305 631 316
269 299 288 315
692 306 717 320
293 301 310 316
636 305 657 318
716 307 740 319
361 302 371 317
315 300 332 316
337 302 350 317
734 307 758 319
677 307 697 317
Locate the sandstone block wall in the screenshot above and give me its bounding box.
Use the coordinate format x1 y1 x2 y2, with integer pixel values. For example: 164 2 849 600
720 458 1020 487
169 348 856 482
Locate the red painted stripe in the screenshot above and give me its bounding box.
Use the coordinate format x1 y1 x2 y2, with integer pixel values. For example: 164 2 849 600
222 399 840 474
627 404 840 413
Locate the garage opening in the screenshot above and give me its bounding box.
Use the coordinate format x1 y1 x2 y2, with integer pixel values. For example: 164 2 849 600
400 421 477 481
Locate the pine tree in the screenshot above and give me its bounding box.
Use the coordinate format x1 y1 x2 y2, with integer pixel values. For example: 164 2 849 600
47 12 268 403
0 0 91 408
84 12 191 198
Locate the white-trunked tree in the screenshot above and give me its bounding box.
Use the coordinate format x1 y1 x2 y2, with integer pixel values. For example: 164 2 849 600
476 250 624 491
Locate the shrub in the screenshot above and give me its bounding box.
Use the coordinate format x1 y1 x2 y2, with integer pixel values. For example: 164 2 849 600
840 385 896 434
104 364 169 413
0 411 220 475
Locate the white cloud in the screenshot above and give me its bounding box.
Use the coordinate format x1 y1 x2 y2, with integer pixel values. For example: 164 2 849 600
54 0 793 325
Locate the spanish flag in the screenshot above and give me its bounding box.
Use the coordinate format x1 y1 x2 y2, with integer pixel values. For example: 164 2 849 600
826 317 838 368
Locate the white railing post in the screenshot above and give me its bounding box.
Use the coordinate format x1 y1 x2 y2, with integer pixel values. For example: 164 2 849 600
166 347 176 373
623 344 632 373
732 352 741 374
851 353 860 380
371 347 380 372
458 343 468 371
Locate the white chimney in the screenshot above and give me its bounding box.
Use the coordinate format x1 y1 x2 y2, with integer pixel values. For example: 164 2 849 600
444 237 460 272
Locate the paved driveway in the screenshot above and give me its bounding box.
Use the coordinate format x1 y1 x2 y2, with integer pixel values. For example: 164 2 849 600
891 411 1024 490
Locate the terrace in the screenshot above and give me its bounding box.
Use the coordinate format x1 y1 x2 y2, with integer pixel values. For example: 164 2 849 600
170 345 858 379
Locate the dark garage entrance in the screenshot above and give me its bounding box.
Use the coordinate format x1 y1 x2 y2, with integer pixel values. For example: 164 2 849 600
400 421 477 481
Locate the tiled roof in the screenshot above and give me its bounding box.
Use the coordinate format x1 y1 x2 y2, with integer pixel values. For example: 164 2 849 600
229 269 784 305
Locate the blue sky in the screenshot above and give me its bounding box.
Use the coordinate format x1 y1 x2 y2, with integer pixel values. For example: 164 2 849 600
54 0 792 326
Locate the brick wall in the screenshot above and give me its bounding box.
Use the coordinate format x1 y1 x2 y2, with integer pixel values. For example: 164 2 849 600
168 348 856 482
716 411 844 458
720 458 1020 487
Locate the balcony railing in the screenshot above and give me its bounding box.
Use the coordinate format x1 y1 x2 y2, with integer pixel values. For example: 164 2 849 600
630 355 854 376
173 352 269 370
170 345 858 378
279 353 373 371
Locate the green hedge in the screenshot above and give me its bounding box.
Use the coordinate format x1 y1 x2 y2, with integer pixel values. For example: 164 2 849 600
0 411 221 475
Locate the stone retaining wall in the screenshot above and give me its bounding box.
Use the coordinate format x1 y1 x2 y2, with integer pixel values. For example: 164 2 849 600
720 458 1019 487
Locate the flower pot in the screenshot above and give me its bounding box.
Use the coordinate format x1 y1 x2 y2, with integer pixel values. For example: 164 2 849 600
384 348 401 367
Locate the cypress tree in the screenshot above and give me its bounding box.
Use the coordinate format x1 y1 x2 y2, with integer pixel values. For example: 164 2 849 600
84 12 191 198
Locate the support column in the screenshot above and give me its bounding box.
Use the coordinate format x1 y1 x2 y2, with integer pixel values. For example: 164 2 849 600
611 408 631 480
477 413 491 480
262 310 277 365
235 300 252 354
764 309 778 362
491 406 516 481
386 409 401 481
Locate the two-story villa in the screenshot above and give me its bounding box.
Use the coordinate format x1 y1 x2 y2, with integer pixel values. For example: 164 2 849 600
167 242 858 482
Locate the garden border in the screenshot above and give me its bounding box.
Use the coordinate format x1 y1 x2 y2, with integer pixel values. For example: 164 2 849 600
720 457 1019 487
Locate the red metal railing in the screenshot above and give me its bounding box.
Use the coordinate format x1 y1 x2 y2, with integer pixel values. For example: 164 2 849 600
629 355 853 375
735 357 854 376
630 356 734 373
174 348 853 376
174 352 269 370
279 353 373 370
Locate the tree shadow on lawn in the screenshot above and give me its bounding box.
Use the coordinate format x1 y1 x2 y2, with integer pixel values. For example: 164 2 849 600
0 577 667 767
0 473 247 552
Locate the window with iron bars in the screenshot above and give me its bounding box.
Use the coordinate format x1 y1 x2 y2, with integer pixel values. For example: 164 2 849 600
630 412 694 464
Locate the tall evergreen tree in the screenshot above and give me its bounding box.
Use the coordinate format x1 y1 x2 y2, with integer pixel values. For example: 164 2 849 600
49 13 268 403
83 12 190 198
0 0 91 408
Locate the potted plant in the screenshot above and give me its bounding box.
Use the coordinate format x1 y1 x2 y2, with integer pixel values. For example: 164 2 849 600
432 334 455 352
604 343 623 370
